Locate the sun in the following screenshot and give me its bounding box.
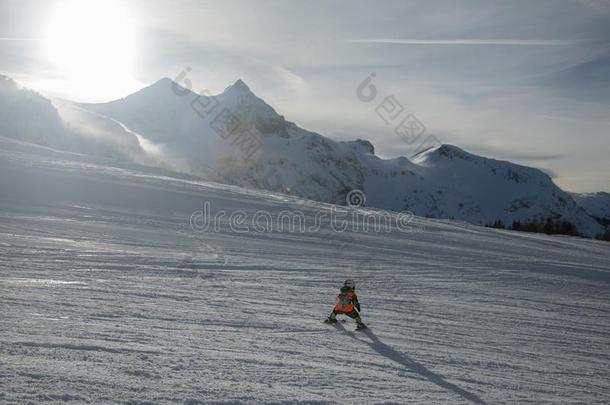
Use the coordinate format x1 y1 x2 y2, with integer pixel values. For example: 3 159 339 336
43 0 139 101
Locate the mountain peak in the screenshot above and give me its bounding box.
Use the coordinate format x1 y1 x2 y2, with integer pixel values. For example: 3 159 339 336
156 76 175 85
233 78 249 89
218 78 282 122
152 77 190 93
114 77 195 103
224 78 253 95
139 77 177 90
342 139 375 155
412 144 473 164
434 144 470 157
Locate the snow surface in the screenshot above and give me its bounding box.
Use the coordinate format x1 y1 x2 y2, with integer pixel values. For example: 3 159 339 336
1 136 609 404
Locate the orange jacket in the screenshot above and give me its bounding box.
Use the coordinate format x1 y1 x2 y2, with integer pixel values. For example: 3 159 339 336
334 291 357 312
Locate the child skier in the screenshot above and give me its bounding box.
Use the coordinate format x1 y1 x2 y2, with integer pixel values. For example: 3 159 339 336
325 279 367 330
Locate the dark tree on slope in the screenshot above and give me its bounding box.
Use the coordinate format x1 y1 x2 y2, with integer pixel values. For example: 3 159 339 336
486 220 506 229
510 218 580 237
596 229 610 241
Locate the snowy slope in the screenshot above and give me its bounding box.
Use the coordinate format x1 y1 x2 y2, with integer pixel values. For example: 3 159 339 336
1 136 609 404
81 78 604 237
571 192 610 223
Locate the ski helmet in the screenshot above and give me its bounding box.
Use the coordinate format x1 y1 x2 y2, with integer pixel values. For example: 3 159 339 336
344 279 355 289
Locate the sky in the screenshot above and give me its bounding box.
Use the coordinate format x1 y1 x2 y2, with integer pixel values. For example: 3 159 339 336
0 0 609 192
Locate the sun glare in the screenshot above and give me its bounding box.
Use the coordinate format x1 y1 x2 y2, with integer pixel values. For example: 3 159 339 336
44 0 139 101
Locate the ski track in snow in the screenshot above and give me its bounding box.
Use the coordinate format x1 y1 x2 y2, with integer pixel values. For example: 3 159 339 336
1 137 609 404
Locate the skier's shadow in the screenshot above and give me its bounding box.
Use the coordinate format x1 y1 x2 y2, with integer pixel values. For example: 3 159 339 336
340 325 488 405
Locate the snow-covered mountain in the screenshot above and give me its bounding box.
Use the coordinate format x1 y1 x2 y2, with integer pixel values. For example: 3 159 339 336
0 74 152 163
82 77 604 237
0 74 65 147
0 75 605 237
571 192 610 225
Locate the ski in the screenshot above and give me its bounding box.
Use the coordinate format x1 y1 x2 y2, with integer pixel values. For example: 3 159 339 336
324 318 368 331
323 319 346 324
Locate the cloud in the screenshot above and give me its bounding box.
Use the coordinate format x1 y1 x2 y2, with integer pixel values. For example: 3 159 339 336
575 0 610 12
0 37 41 41
346 38 586 46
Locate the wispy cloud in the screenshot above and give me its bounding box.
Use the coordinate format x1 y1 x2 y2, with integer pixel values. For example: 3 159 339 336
346 38 586 46
576 0 610 12
0 37 41 41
